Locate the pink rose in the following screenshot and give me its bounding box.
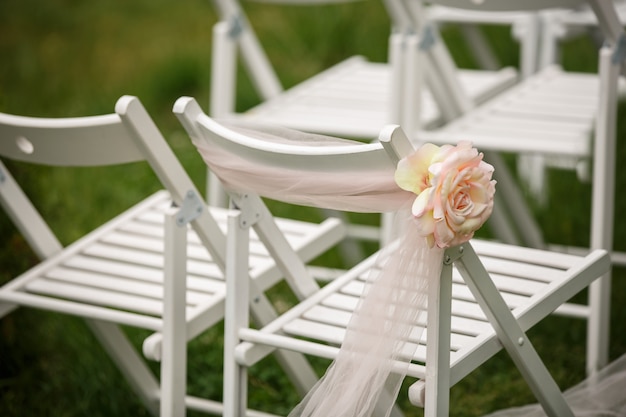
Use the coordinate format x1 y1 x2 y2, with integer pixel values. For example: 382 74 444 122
395 141 496 248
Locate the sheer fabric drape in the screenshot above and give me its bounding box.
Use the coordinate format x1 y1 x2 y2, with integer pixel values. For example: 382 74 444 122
193 123 441 417
195 123 413 213
483 353 626 417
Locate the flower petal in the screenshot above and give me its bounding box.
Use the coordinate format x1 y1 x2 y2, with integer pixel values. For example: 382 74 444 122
412 188 432 217
394 143 441 194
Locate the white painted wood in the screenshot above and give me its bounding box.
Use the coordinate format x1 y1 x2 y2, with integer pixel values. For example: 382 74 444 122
160 209 187 417
587 44 620 375
424 260 453 417
210 21 237 119
224 212 250 417
454 243 575 417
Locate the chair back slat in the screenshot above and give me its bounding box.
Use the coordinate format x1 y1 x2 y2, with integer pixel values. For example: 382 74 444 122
177 97 394 175
0 112 144 166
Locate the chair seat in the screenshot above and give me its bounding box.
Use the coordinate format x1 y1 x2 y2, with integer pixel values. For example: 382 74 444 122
419 65 626 157
0 189 344 335
236 56 518 138
233 238 607 399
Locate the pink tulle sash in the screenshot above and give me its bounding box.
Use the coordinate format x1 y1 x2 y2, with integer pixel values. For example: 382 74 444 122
192 122 442 417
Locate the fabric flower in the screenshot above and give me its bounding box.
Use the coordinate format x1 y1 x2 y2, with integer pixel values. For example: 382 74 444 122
395 141 496 248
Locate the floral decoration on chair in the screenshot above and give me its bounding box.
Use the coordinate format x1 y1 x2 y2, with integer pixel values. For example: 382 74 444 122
395 141 496 248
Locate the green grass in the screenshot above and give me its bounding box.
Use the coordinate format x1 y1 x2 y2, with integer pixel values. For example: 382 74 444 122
1 0 625 416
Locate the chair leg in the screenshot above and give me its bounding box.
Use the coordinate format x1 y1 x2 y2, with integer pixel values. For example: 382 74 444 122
423 260 453 417
225 212 251 417
454 244 574 417
160 209 188 417
223 349 247 417
86 320 160 416
226 211 319 414
587 276 611 375
587 46 619 376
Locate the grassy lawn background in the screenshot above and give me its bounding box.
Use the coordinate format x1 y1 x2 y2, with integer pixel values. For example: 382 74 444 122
1 0 625 416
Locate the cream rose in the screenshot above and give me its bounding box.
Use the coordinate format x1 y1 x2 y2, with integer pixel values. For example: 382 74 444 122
395 141 496 248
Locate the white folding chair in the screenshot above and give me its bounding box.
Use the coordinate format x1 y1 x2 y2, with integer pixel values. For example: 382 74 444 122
420 0 626 204
0 95 345 416
175 96 611 417
425 1 626 209
412 0 625 376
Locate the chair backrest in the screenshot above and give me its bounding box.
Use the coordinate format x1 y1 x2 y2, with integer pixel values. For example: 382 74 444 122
0 95 226 267
174 96 414 298
175 96 411 186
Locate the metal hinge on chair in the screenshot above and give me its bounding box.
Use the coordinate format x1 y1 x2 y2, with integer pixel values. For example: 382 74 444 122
228 13 244 39
612 33 626 64
419 25 437 51
231 193 263 228
443 244 466 265
175 190 204 226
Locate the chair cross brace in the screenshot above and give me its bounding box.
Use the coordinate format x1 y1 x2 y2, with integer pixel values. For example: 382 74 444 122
453 243 574 417
228 13 244 39
419 24 438 51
